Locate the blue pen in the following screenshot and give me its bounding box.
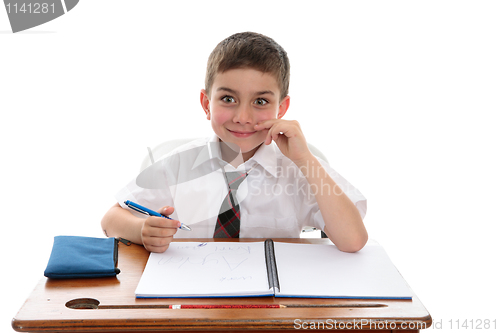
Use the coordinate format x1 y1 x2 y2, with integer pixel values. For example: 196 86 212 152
124 200 191 231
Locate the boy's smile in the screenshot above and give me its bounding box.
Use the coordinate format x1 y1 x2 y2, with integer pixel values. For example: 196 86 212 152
227 129 256 138
200 68 290 162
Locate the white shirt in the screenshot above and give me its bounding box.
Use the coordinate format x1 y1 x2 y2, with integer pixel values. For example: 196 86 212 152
116 136 366 238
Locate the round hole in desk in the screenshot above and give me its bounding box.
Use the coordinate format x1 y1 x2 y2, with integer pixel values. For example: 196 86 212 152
65 298 100 309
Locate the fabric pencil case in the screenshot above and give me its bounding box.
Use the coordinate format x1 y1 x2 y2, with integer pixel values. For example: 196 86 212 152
44 236 121 279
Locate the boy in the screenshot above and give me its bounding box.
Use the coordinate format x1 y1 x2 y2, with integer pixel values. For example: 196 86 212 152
101 32 368 253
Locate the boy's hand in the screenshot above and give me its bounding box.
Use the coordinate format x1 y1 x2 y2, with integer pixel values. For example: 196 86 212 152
255 119 314 166
141 206 179 253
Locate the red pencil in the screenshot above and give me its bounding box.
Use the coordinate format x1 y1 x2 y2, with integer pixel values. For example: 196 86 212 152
169 304 285 309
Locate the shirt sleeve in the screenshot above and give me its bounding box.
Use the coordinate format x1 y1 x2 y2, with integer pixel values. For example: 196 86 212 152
321 158 367 220
115 156 177 219
296 156 367 231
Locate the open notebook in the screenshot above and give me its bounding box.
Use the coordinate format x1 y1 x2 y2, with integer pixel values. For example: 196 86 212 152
135 240 413 299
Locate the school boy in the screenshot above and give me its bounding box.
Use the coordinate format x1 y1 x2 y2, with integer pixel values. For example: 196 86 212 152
101 32 368 253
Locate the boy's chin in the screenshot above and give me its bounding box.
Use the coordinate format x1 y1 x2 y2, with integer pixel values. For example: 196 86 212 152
220 140 263 153
218 140 240 152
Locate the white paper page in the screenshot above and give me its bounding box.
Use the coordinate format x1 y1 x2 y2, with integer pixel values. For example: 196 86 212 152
135 242 272 298
273 241 413 299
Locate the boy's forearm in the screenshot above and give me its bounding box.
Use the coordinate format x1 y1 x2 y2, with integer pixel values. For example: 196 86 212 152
296 156 368 252
101 203 144 245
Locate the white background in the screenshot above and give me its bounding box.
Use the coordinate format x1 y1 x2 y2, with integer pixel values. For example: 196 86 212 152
1 1 499 332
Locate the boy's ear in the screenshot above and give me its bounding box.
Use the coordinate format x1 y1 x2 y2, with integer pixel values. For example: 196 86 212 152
200 89 211 120
277 95 291 119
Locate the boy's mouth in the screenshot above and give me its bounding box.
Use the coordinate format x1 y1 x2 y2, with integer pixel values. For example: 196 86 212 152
227 129 257 138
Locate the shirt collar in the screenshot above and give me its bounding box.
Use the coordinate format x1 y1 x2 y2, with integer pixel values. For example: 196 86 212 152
247 142 279 178
191 135 280 178
192 135 222 170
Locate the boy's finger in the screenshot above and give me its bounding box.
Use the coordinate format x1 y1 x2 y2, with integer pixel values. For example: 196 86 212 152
158 206 175 216
146 243 170 253
144 238 172 253
146 246 169 253
266 123 288 144
145 235 173 246
265 126 275 145
147 216 181 229
262 122 282 144
255 119 279 130
152 227 177 237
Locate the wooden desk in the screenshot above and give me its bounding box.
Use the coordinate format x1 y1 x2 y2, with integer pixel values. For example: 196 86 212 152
12 238 431 332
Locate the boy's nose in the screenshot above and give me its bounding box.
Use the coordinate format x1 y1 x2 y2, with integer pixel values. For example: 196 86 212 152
233 105 253 124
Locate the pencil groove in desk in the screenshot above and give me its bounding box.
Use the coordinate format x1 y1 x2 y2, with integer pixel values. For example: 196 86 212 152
67 302 389 310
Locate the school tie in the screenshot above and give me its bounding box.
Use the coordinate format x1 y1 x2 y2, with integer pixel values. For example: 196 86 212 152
213 171 247 238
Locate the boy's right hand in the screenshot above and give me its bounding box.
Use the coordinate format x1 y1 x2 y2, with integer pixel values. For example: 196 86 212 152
141 206 179 253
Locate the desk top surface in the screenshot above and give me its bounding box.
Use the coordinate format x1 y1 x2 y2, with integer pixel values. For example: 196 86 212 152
13 238 431 332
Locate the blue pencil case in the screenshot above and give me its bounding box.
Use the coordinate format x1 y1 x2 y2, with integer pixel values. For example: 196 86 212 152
44 236 121 279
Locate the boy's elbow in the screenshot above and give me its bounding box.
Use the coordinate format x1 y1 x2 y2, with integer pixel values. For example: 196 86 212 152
100 203 121 237
100 211 111 231
100 215 111 236
338 233 368 253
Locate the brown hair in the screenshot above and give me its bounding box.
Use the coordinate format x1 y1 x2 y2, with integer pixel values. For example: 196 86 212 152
205 32 290 101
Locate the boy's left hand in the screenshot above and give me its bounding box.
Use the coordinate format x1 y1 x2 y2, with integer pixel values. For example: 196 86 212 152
255 119 313 165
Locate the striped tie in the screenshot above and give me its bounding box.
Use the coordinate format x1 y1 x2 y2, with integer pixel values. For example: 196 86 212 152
213 171 247 238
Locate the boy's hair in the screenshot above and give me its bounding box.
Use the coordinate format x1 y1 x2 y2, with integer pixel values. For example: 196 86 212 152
205 32 290 101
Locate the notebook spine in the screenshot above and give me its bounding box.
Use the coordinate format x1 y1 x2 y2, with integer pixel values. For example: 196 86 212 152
264 239 280 292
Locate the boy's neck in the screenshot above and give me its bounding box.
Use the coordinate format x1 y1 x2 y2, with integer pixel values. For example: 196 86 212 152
219 140 263 168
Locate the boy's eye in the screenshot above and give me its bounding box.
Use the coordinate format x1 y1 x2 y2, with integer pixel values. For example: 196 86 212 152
254 98 268 106
222 96 236 103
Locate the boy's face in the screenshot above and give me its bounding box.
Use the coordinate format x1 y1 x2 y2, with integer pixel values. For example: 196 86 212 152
200 68 290 160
